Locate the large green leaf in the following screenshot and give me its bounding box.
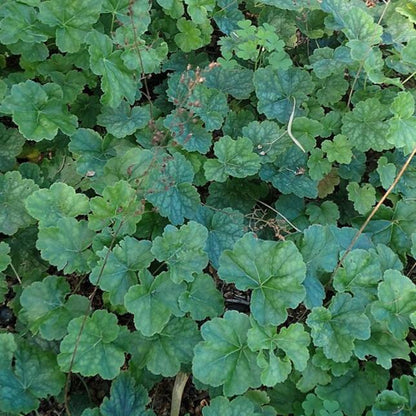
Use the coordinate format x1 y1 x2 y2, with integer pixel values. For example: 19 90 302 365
58 310 127 379
0 171 39 235
218 233 306 326
39 0 103 52
130 317 200 377
87 30 137 108
124 270 185 336
193 311 262 396
19 275 89 340
254 66 314 123
36 217 96 274
25 182 89 227
307 293 371 362
0 335 65 415
151 221 209 283
371 270 416 339
204 136 261 182
0 80 78 141
90 237 154 306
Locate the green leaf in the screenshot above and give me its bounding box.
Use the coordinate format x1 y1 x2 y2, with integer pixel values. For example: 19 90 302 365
307 293 371 362
89 180 143 235
36 218 96 274
202 396 255 416
39 0 103 52
254 66 314 123
19 275 89 340
175 18 205 52
257 0 320 10
97 102 150 138
25 182 89 227
69 128 117 176
151 221 209 283
316 363 389 416
341 98 391 152
90 237 154 306
87 30 137 108
131 317 200 377
194 206 246 268
321 134 353 164
347 181 376 215
204 136 261 182
371 270 416 339
58 310 126 379
193 311 262 396
100 372 154 416
372 390 409 416
124 270 185 336
0 80 78 141
218 233 306 326
305 201 339 225
247 321 310 386
0 124 25 172
178 273 224 320
145 152 200 225
307 148 332 181
0 171 39 235
0 242 11 273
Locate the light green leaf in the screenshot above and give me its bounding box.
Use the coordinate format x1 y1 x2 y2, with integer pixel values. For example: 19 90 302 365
0 80 78 141
305 201 339 225
0 242 11 273
175 18 205 52
307 293 371 362
19 275 89 340
25 182 89 227
145 152 200 225
178 273 224 320
307 148 332 181
69 128 117 176
184 0 215 24
39 0 103 52
218 233 306 326
124 270 185 336
0 124 25 172
0 171 39 235
257 0 320 10
100 372 154 416
131 317 200 377
402 37 416 65
87 30 137 108
58 310 126 379
254 66 314 123
390 91 415 119
372 390 409 416
90 237 154 306
193 311 262 396
347 181 376 214
371 270 416 339
97 102 150 138
321 134 353 164
89 180 143 235
0 336 65 415
151 221 209 283
36 218 96 274
202 396 255 416
342 98 391 152
204 136 261 182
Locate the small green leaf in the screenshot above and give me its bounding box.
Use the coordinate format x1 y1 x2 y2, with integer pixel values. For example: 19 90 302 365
307 148 332 181
90 237 154 306
202 396 255 416
36 218 96 274
305 201 339 225
307 293 371 362
124 270 185 336
204 136 261 182
0 80 78 141
97 102 150 138
0 124 25 172
19 275 89 340
175 18 204 52
58 310 126 379
39 0 103 52
347 181 376 214
371 270 416 339
25 182 89 227
193 311 262 396
372 390 408 416
321 134 353 164
218 233 306 326
0 171 39 236
178 273 224 320
377 156 396 189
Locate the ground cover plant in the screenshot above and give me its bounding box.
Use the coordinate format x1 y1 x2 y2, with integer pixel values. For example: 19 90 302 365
1 0 416 414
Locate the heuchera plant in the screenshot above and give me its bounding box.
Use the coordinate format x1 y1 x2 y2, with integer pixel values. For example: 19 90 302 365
1 0 416 415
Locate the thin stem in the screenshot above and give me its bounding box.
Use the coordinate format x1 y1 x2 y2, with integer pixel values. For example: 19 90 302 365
287 97 305 152
170 372 189 416
9 262 22 284
255 199 301 233
402 71 416 85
